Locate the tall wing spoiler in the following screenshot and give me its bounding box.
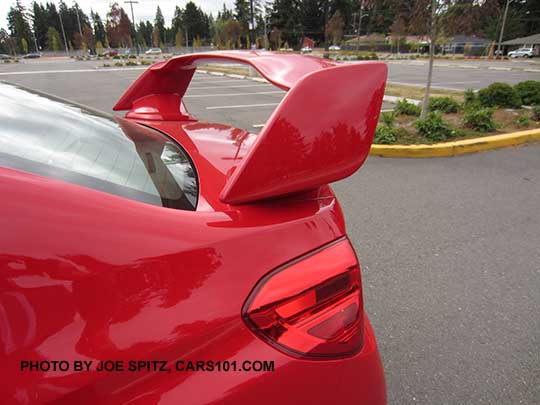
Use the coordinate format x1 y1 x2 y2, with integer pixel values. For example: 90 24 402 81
114 51 387 205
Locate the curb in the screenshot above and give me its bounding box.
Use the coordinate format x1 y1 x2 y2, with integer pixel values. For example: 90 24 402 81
370 129 540 158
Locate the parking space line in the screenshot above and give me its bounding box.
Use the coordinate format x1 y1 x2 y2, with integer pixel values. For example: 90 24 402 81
185 91 283 98
188 83 272 90
432 81 481 85
0 67 147 75
206 103 279 110
190 78 254 84
252 124 265 128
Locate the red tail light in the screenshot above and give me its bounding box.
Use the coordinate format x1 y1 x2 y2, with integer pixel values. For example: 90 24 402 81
243 238 364 359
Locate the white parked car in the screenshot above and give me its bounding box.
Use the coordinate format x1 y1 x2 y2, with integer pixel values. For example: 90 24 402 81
329 45 341 51
145 48 163 55
301 46 312 53
508 48 537 58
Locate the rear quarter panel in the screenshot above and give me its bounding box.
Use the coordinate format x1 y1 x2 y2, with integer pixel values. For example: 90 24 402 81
0 167 346 403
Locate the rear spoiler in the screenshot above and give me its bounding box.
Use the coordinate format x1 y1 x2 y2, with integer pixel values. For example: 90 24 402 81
114 51 387 205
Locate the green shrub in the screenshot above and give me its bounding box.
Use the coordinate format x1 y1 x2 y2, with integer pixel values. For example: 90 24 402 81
126 60 137 66
531 105 540 121
140 59 151 65
514 80 540 106
112 55 120 59
374 126 397 144
462 108 496 132
128 54 137 59
3 59 11 63
428 97 460 113
395 99 421 116
102 63 111 67
516 115 531 127
414 112 455 141
478 82 521 108
464 89 477 105
380 111 396 127
114 61 123 66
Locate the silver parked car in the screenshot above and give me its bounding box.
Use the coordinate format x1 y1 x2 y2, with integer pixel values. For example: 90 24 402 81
145 48 163 55
508 48 537 58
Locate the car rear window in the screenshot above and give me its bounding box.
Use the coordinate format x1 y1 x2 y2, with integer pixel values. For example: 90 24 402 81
0 83 198 210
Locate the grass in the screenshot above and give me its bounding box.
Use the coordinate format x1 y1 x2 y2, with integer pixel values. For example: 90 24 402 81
385 83 464 101
198 64 252 76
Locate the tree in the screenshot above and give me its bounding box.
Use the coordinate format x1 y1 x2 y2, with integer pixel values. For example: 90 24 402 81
172 6 184 35
325 10 344 45
302 0 325 43
218 4 234 20
0 28 17 55
175 30 184 47
137 21 153 48
46 26 61 50
154 6 166 44
7 0 32 54
32 1 48 51
82 25 95 51
390 15 406 53
183 1 210 45
91 11 106 44
95 39 104 54
44 3 62 36
234 0 250 47
106 3 132 47
152 24 161 47
420 0 440 119
269 0 303 48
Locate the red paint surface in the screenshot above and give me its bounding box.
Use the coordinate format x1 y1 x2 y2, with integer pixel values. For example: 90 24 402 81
0 52 386 404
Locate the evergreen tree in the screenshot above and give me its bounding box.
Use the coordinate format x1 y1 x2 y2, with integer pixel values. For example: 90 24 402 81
302 0 326 42
31 2 48 51
269 0 303 48
154 6 166 44
7 0 32 54
91 11 106 44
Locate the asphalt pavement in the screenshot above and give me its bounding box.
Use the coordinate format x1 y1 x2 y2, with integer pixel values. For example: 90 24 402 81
0 58 539 404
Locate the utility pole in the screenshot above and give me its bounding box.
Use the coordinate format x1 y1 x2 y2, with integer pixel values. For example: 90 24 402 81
496 0 510 58
32 29 39 53
249 0 256 49
58 9 69 54
263 16 267 49
125 0 139 54
75 5 82 37
356 0 364 51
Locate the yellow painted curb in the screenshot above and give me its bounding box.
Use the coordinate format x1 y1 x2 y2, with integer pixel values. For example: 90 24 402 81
370 128 540 158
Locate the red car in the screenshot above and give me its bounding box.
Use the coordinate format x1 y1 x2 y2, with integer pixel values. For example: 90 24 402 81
0 52 387 404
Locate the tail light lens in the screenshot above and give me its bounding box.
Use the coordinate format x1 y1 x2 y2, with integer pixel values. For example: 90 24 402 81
242 238 364 359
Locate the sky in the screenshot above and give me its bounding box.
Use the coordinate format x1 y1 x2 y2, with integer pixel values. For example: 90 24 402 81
0 0 235 31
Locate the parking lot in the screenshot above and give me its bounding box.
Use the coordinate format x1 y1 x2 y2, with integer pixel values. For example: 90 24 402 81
386 59 540 90
1 58 539 404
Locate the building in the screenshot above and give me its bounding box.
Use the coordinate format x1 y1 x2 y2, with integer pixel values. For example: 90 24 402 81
502 33 540 53
442 35 492 55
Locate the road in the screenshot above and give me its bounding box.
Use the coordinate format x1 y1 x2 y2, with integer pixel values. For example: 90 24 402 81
386 59 540 90
1 59 539 404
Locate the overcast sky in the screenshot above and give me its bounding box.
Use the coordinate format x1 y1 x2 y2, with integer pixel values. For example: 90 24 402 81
0 0 236 31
